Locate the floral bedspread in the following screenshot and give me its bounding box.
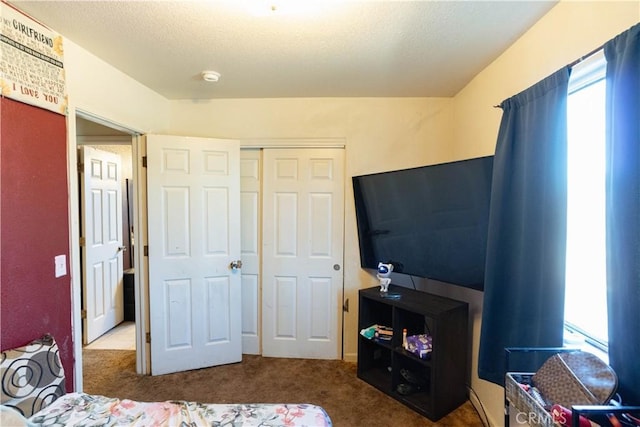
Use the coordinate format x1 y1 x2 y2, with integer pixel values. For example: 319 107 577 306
28 392 333 426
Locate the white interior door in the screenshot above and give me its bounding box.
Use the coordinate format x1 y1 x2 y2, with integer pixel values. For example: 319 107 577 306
262 148 344 359
146 134 242 375
240 149 261 354
81 146 124 344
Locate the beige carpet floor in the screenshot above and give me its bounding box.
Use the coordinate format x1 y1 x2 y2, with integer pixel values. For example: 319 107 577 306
82 349 485 426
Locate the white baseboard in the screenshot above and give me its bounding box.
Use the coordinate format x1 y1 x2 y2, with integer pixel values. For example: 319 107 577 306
343 352 357 363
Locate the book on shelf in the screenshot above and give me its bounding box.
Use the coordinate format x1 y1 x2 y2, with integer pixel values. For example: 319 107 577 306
377 327 392 335
359 324 394 341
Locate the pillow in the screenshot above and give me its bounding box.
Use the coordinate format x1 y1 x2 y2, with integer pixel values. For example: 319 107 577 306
0 405 33 427
1 334 66 417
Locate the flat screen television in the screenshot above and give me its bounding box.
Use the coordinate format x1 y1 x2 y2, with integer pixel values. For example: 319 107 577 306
352 155 494 291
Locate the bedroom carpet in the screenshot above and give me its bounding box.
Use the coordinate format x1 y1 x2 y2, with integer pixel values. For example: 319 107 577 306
82 349 485 426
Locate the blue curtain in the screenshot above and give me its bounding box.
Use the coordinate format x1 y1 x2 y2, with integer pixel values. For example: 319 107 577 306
604 23 640 405
478 68 571 385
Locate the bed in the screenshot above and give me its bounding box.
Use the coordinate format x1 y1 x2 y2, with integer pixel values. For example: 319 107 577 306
1 335 332 426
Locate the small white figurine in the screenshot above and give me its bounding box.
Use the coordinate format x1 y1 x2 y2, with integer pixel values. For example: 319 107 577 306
377 262 394 292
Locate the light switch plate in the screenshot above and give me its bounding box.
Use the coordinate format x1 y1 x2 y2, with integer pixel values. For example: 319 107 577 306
55 254 67 278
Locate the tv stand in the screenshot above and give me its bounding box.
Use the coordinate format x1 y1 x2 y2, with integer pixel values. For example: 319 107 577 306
357 285 469 421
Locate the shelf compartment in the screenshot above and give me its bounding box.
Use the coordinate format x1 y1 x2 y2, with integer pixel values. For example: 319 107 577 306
357 338 392 390
393 352 431 389
358 298 393 329
358 365 392 392
358 338 392 368
392 355 433 417
395 307 434 338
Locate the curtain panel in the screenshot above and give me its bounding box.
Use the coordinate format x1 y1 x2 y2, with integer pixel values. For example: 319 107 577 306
604 22 640 406
478 68 571 385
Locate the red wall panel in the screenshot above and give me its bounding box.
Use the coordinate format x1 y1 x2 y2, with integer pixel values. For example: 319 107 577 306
1 97 74 391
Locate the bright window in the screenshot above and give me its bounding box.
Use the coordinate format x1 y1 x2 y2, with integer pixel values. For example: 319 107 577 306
564 52 608 350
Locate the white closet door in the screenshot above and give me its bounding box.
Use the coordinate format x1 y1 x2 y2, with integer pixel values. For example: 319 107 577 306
262 148 344 359
240 149 261 354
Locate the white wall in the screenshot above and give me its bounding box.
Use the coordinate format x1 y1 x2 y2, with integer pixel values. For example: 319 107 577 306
449 2 640 426
168 96 455 363
65 40 171 133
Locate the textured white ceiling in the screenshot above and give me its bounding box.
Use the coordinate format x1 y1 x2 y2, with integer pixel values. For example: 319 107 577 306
10 0 557 100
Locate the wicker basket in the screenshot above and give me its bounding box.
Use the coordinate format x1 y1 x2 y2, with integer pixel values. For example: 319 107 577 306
506 373 556 427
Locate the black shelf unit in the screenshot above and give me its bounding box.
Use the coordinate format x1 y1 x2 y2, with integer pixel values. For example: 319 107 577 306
357 285 469 421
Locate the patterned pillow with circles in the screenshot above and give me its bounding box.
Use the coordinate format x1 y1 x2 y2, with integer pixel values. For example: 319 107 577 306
1 334 66 417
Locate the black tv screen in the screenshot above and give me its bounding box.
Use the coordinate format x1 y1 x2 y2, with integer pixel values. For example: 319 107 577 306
352 155 493 291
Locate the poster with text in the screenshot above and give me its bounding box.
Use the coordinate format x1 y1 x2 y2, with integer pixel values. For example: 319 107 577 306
0 2 66 115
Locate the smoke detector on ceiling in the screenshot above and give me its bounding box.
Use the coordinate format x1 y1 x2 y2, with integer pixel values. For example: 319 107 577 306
201 71 220 82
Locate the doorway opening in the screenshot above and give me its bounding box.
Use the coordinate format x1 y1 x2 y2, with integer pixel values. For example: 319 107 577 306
76 116 136 354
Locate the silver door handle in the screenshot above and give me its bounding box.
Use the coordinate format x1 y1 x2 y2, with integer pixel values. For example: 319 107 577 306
118 246 127 252
230 260 243 270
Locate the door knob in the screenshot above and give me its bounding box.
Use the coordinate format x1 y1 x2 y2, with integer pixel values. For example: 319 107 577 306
117 246 127 252
230 260 243 270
